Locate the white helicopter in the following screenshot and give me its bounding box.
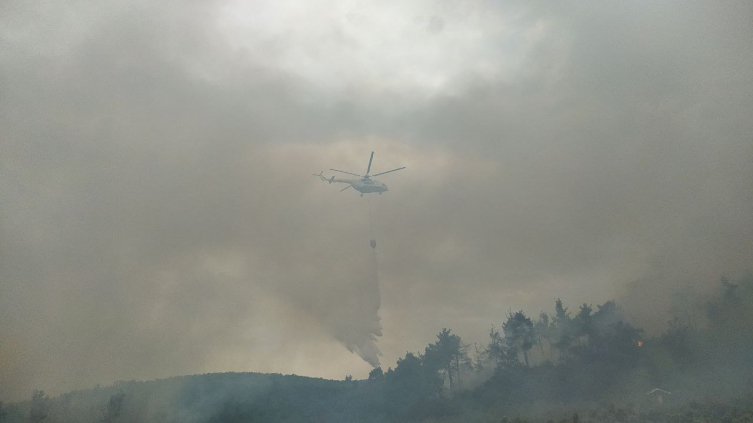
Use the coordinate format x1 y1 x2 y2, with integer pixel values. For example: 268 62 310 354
314 151 405 196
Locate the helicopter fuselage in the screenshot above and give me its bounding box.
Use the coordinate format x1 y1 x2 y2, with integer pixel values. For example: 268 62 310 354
351 178 388 194
333 177 388 194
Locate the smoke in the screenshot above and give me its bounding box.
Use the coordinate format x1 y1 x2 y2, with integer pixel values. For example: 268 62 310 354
2 0 752 402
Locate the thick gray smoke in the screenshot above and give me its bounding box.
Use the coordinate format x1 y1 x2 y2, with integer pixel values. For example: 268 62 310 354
1 0 752 402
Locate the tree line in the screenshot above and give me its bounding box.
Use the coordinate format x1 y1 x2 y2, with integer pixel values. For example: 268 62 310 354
3 274 752 422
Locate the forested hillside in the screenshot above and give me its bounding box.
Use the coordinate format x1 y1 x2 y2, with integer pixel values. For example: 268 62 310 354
3 275 752 423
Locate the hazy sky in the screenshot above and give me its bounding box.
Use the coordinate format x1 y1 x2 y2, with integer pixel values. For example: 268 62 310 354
1 0 752 401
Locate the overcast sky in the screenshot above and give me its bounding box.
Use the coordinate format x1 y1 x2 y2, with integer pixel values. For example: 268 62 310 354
1 0 752 401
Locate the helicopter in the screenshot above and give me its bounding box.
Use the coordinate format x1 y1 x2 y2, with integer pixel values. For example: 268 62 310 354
313 151 405 196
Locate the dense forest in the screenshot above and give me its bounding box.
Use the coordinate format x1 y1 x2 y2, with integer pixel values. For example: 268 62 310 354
3 275 752 423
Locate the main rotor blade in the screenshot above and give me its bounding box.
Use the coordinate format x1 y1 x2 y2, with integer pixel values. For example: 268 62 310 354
366 151 374 176
330 169 362 177
340 185 352 192
371 167 405 177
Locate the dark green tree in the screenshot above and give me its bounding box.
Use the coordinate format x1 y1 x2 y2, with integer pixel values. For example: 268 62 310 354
503 311 536 367
390 351 442 394
368 366 384 382
424 328 471 390
552 299 574 359
554 298 569 323
384 351 444 419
